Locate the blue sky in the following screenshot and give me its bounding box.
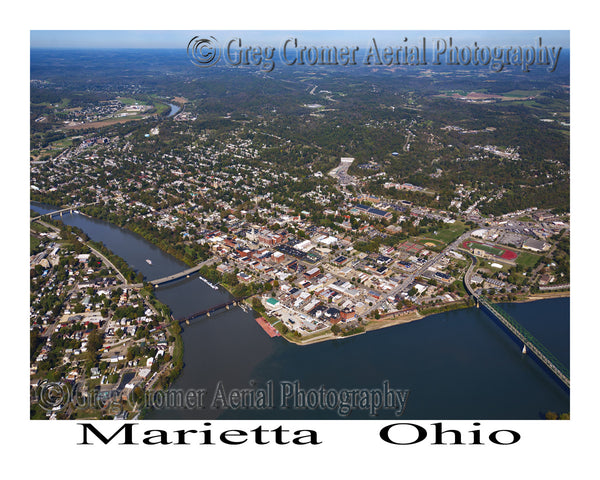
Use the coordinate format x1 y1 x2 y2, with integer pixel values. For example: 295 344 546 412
31 30 570 49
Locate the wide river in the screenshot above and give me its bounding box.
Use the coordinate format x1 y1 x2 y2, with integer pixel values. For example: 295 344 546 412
31 202 569 419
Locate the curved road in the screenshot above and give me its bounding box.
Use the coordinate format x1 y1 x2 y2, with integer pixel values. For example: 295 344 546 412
34 219 127 283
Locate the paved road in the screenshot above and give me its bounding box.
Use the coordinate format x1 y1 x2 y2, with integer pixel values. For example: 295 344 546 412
30 201 99 222
363 230 476 317
34 218 128 283
86 244 127 284
150 257 218 286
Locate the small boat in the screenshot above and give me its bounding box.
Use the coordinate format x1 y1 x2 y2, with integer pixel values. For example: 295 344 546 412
146 259 152 265
522 345 527 354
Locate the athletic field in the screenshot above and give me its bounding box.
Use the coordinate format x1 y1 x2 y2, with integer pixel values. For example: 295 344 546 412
462 240 518 260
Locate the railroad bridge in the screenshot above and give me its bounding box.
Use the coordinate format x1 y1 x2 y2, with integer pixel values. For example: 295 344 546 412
175 296 252 325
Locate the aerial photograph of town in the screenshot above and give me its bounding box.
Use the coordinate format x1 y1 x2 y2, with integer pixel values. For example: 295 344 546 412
29 30 571 421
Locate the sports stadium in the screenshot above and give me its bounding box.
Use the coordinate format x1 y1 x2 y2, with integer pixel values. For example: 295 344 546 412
461 240 518 261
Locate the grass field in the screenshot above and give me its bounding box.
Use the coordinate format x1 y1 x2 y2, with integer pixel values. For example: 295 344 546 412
426 220 468 244
66 115 145 130
503 89 540 98
30 222 51 233
515 251 541 268
483 260 509 271
464 241 503 256
30 235 41 252
441 90 470 96
466 240 540 267
413 221 468 252
477 244 504 256
414 238 444 251
49 138 73 149
116 97 140 105
153 102 169 115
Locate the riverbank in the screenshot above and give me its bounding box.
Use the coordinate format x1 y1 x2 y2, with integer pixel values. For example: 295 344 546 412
31 199 569 349
29 206 184 418
275 308 424 346
518 290 570 303
365 310 424 332
30 202 570 419
31 196 209 269
246 289 569 346
184 273 570 349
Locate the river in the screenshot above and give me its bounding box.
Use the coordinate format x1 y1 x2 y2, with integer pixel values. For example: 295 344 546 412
31 202 570 419
167 103 181 117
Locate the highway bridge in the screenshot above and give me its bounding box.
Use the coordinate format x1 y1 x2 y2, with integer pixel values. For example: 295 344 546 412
32 204 217 288
463 251 570 389
150 257 218 286
30 201 99 222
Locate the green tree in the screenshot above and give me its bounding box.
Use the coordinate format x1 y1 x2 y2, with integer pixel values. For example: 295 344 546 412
87 329 103 354
73 303 85 314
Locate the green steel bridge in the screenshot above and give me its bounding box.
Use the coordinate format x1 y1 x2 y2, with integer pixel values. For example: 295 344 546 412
462 250 569 389
478 297 569 389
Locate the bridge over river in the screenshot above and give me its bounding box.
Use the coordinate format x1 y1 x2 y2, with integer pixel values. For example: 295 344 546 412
149 257 218 287
462 250 570 389
175 296 252 325
30 202 99 222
